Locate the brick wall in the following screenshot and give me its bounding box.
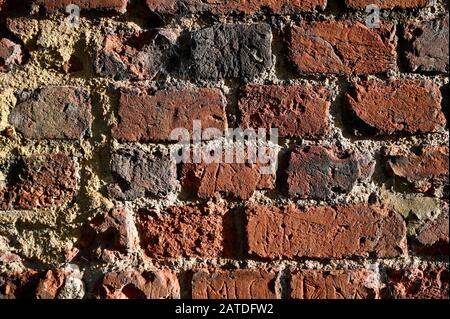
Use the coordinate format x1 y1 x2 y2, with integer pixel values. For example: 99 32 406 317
0 0 448 299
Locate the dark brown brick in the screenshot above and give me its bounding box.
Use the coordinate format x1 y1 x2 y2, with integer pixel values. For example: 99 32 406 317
76 208 138 263
287 21 396 75
345 0 430 8
386 145 449 194
96 28 179 81
345 79 446 134
9 87 92 140
97 271 180 299
286 145 374 200
192 270 278 299
0 153 78 210
0 38 24 72
385 267 449 299
113 87 226 142
405 15 449 73
290 269 380 299
0 271 40 299
146 0 326 14
238 84 331 138
34 0 127 12
138 204 234 259
108 147 177 200
246 204 407 259
189 23 273 80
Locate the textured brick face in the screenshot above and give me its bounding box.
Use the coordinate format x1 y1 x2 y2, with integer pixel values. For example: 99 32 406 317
138 205 234 258
9 87 93 140
345 79 446 134
97 271 180 299
0 154 78 210
181 161 275 200
386 145 449 194
108 147 178 200
246 204 407 259
34 0 128 12
413 207 449 255
0 38 23 72
345 0 430 8
286 146 374 200
96 28 179 81
290 270 379 299
146 0 327 14
113 88 226 142
238 84 331 138
192 270 278 299
189 23 273 80
287 21 396 75
405 15 449 73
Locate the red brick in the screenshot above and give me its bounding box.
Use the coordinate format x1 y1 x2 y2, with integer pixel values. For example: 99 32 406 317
286 145 374 200
9 87 93 140
386 267 449 299
238 84 331 138
138 204 235 259
287 21 396 75
345 79 446 134
246 204 407 259
96 28 179 80
113 87 226 142
345 0 430 9
33 0 127 12
0 38 24 72
192 270 278 299
413 204 449 255
146 0 326 14
76 208 138 263
181 161 275 200
386 145 449 194
0 154 78 210
97 270 180 299
405 15 449 73
290 269 380 299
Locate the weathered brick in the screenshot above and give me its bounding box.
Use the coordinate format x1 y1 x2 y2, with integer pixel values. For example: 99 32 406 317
108 147 177 200
0 38 24 72
9 87 93 140
385 267 449 299
345 0 430 9
405 15 449 73
289 269 380 299
386 145 449 194
192 270 278 299
33 0 128 13
345 79 446 134
96 28 179 81
189 23 273 80
181 161 275 200
238 84 331 138
97 270 180 299
287 21 396 75
286 145 374 200
413 206 449 255
246 204 407 259
113 87 226 142
0 153 78 210
76 208 138 263
0 271 40 299
138 204 235 258
146 0 326 14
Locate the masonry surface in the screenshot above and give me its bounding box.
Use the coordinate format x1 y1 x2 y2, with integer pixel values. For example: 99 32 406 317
0 0 449 299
